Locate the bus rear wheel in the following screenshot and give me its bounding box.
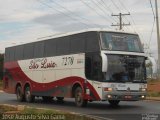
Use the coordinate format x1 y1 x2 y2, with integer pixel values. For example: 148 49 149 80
56 97 64 101
24 86 35 103
108 100 120 107
16 86 24 102
75 87 87 107
42 96 53 102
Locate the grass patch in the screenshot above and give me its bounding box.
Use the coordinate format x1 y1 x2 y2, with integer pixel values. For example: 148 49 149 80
0 105 17 114
147 92 160 97
22 107 94 120
0 105 95 120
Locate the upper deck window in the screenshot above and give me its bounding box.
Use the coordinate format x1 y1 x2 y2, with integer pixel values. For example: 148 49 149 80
101 32 143 52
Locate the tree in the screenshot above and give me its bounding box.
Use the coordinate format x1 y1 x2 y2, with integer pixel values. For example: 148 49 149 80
0 54 4 80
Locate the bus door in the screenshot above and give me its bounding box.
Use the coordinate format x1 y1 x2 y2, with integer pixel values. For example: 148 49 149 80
85 53 103 99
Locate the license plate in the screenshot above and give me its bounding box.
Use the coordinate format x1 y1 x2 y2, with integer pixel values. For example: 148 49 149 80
124 95 132 99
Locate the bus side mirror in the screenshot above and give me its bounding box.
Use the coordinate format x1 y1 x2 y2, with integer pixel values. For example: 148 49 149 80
101 53 108 72
145 59 152 67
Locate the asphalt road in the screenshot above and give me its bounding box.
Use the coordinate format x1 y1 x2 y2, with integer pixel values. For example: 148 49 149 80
0 92 160 120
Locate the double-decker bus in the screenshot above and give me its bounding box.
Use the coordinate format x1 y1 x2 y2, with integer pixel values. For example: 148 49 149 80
3 29 147 107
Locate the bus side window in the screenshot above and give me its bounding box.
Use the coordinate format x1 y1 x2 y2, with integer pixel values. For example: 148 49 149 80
23 43 34 59
56 37 70 55
15 45 24 60
9 47 15 62
44 39 56 57
34 42 44 58
70 33 85 54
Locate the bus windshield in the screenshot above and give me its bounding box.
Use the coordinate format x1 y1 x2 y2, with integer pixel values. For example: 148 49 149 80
101 32 143 52
105 55 146 83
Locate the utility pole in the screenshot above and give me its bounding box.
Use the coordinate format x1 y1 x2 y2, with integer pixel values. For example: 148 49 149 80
111 13 130 30
155 0 160 77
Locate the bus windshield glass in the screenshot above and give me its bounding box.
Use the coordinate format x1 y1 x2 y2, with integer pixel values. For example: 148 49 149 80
105 55 146 83
101 32 143 52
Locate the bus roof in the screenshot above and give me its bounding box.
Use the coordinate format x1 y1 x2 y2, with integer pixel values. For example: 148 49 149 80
37 28 138 41
6 28 138 49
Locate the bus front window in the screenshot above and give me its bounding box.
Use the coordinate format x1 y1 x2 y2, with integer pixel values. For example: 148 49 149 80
105 55 146 83
101 32 143 52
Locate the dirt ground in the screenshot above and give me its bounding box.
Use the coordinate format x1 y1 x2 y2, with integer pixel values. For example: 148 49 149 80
147 80 160 92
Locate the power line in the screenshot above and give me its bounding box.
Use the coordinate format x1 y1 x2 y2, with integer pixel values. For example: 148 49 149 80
148 19 155 54
50 0 100 28
149 0 155 18
117 0 146 45
117 0 140 33
114 0 131 24
37 0 90 29
92 0 117 22
110 0 133 32
110 0 121 12
80 0 112 29
100 0 113 13
148 0 156 47
146 0 156 55
91 0 130 31
98 0 119 23
118 0 128 12
99 0 130 31
113 0 134 32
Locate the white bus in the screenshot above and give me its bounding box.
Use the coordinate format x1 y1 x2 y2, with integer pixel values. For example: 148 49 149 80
3 29 147 107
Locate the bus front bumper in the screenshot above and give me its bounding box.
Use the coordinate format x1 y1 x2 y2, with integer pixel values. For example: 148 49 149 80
102 91 147 101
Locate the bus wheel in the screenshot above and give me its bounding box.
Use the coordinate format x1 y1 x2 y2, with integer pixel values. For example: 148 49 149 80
42 96 53 102
16 86 24 102
75 87 87 107
56 97 64 101
108 100 120 107
24 86 35 103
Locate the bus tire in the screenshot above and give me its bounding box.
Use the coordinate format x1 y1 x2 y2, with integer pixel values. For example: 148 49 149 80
56 97 64 101
108 100 120 107
42 96 53 102
75 87 87 107
16 86 24 102
24 86 35 103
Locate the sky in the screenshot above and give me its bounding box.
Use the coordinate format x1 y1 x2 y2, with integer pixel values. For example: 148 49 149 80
0 0 160 59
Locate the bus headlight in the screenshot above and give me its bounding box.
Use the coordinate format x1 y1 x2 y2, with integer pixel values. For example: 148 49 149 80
141 95 145 99
104 87 113 92
107 95 112 98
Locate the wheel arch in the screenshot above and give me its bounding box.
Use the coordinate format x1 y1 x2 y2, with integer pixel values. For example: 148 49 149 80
71 82 84 97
